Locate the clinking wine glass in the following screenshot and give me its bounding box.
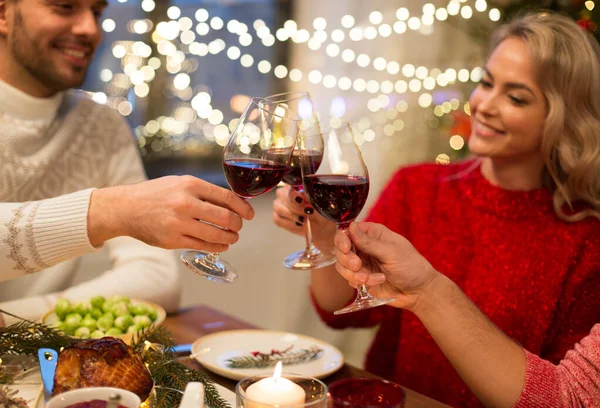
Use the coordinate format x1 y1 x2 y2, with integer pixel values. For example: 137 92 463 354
181 98 300 283
300 123 396 314
262 91 336 270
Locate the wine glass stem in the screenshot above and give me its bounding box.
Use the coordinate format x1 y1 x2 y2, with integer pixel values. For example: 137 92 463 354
357 284 372 299
204 252 220 263
341 227 374 300
304 216 315 252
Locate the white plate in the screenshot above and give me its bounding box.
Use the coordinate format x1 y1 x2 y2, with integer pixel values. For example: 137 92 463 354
191 329 344 381
213 384 236 406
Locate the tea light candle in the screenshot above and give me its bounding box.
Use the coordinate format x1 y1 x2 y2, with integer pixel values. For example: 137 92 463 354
246 362 306 405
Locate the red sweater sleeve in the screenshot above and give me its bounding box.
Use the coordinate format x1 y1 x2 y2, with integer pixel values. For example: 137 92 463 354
515 325 600 408
310 168 411 329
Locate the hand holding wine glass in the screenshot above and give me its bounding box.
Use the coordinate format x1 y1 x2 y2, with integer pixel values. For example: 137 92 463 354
181 98 300 283
300 123 395 315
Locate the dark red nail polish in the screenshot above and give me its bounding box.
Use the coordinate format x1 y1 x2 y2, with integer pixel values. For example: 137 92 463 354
295 221 303 227
295 196 303 204
304 207 314 214
298 216 305 223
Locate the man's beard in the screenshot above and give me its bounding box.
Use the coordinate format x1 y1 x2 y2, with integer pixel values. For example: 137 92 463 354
10 8 91 93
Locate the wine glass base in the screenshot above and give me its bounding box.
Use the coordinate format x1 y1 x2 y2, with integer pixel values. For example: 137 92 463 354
333 296 395 315
180 251 238 283
283 249 337 270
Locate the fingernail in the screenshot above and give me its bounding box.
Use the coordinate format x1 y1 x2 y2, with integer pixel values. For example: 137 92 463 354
295 196 303 204
295 222 303 227
298 216 305 223
304 207 314 215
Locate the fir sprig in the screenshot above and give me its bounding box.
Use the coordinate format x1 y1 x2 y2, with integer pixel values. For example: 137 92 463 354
226 345 324 369
0 310 72 356
0 311 231 408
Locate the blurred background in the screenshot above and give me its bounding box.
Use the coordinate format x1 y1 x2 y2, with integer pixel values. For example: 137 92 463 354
75 0 599 366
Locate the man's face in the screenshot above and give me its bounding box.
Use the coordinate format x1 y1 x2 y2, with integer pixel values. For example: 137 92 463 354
2 0 107 94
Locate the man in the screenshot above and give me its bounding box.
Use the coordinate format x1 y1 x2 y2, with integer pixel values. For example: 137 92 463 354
334 222 600 407
0 0 254 324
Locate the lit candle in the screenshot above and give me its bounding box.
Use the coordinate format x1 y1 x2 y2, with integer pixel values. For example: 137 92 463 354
245 362 306 406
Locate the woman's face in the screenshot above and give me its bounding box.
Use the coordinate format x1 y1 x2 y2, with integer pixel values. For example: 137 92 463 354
469 37 548 161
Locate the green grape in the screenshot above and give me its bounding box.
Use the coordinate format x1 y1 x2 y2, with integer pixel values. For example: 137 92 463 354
148 308 157 321
97 313 115 331
81 316 97 331
111 302 129 317
74 327 91 338
133 315 152 328
114 314 134 331
105 327 123 336
90 295 105 309
72 302 91 316
63 314 83 334
56 322 73 335
128 303 149 316
127 324 143 334
54 299 71 320
101 299 116 314
108 295 131 304
89 308 103 320
90 330 105 339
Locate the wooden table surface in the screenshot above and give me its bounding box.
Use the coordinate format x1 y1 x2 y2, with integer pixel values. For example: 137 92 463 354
163 305 450 408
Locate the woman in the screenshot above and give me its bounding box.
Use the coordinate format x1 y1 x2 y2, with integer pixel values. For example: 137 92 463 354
272 12 600 407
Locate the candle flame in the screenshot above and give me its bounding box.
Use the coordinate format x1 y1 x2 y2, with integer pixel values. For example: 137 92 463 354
273 361 283 381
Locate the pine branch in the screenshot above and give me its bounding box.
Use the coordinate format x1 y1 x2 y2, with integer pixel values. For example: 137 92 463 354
226 345 324 369
0 312 231 408
131 326 230 408
0 309 72 356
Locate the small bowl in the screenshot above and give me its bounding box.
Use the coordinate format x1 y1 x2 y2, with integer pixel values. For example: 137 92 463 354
46 387 142 408
41 299 166 344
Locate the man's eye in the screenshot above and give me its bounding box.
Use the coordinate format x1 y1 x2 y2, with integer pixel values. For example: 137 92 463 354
478 79 492 88
55 4 74 12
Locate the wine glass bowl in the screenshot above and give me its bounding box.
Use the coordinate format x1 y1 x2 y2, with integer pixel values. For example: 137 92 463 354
300 123 395 315
262 92 337 270
181 98 300 283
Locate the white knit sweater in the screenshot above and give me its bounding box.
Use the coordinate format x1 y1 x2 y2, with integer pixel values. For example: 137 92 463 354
0 80 180 324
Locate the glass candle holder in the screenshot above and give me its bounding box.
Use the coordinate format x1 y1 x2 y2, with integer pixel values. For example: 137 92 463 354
328 378 405 408
236 373 328 408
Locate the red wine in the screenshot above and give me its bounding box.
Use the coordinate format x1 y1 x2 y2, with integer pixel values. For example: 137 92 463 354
224 159 288 198
282 149 323 188
303 174 369 227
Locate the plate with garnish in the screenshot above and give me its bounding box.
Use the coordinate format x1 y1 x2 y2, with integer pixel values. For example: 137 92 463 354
190 330 344 381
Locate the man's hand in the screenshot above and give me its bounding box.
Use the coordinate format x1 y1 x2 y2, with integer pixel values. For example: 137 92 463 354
88 176 255 252
334 222 439 311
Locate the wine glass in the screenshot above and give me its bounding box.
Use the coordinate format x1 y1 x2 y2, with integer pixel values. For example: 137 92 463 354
262 92 336 270
300 123 396 315
181 98 300 283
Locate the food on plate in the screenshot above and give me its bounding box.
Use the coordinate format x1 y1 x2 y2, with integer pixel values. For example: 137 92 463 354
53 337 154 401
65 401 128 408
51 296 159 338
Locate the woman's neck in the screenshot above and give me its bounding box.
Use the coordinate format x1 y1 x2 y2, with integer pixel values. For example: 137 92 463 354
480 156 545 191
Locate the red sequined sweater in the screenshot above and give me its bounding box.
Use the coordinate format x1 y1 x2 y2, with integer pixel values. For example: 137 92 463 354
312 160 600 407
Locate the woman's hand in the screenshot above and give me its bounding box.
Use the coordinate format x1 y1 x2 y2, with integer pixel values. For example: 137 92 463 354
272 185 337 253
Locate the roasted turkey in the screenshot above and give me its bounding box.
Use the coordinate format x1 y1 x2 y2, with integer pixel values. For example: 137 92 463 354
53 337 154 401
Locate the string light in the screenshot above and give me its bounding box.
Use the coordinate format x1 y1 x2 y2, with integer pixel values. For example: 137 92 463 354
106 1 493 155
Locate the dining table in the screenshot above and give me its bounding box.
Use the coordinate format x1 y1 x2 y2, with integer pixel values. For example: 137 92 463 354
163 305 451 408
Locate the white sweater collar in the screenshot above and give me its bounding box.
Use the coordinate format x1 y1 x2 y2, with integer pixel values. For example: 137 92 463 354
0 79 64 123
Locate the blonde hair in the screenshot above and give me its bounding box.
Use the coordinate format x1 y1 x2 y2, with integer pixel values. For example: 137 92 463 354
490 12 600 222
